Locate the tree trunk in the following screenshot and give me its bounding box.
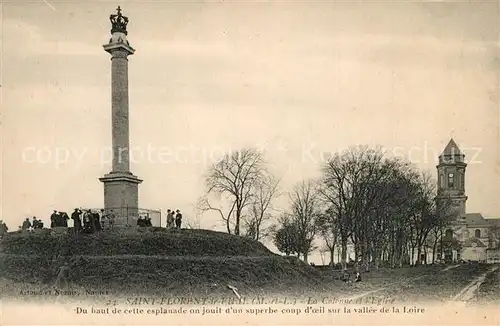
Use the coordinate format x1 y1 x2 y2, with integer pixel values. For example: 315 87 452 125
432 238 438 264
354 241 359 263
410 243 415 266
341 239 348 270
372 248 379 269
416 245 422 266
234 217 240 235
398 239 405 268
329 248 335 266
438 229 443 262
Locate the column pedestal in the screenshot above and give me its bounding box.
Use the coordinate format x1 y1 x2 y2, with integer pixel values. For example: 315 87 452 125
99 172 142 227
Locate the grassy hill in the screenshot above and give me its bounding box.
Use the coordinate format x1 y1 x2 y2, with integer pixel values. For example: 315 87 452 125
0 228 274 257
0 228 333 298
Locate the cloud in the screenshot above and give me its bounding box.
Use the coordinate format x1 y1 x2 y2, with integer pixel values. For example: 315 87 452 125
138 39 233 58
297 33 498 70
134 28 498 75
3 19 98 57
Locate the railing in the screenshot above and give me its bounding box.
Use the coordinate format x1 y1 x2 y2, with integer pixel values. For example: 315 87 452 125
85 207 162 227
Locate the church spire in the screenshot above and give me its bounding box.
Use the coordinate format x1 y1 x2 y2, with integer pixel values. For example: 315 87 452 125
439 138 465 163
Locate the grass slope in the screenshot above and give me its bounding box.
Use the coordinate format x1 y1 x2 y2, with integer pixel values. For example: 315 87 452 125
0 228 274 257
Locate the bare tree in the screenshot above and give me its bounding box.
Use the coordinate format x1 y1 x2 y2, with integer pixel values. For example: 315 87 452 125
320 146 428 270
244 174 281 241
287 179 322 263
378 165 418 268
314 144 469 269
196 196 236 234
316 207 340 266
202 148 266 235
408 172 448 266
320 146 390 270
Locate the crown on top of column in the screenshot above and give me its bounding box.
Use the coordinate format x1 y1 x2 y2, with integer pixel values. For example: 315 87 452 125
109 6 129 35
104 6 135 55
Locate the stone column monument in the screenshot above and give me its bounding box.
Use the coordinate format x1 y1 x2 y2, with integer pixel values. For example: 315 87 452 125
99 7 142 227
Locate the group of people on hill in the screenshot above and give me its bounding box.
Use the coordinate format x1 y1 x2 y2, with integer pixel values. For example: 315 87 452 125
50 211 70 227
22 217 44 230
1 217 43 234
70 208 115 234
2 207 185 236
166 209 182 229
137 214 153 227
136 209 183 229
7 210 113 235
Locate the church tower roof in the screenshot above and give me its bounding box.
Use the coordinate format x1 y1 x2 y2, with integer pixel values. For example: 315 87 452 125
440 138 463 156
439 138 465 164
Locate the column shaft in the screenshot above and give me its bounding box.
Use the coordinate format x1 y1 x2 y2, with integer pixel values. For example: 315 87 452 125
111 51 130 173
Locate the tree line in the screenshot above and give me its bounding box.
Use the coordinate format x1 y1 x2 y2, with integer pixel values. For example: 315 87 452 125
196 146 460 269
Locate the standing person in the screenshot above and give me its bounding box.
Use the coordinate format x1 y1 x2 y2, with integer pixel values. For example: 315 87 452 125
137 216 145 227
144 214 152 227
22 218 31 231
59 212 70 227
101 210 108 230
108 211 115 230
55 211 63 227
0 220 8 236
92 211 101 232
32 217 39 229
71 208 82 234
50 210 58 228
166 209 174 229
83 210 92 233
88 210 96 233
32 217 43 229
175 209 182 229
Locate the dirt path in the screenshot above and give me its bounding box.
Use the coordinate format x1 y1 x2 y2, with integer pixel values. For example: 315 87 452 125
451 266 499 302
347 265 461 301
441 264 461 272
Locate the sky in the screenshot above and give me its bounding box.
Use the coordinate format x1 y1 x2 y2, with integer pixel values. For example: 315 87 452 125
2 1 500 248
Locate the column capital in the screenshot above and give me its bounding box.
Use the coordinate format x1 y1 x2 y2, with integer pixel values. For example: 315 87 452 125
109 50 130 59
103 42 135 56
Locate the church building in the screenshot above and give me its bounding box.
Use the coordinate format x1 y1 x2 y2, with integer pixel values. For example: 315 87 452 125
435 139 500 263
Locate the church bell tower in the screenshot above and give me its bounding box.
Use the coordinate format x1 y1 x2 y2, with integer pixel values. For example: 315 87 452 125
436 139 467 220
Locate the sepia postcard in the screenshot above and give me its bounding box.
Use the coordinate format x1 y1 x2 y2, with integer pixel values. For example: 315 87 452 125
1 0 499 325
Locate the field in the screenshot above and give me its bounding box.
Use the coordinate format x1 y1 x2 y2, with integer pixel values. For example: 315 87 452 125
359 264 492 303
